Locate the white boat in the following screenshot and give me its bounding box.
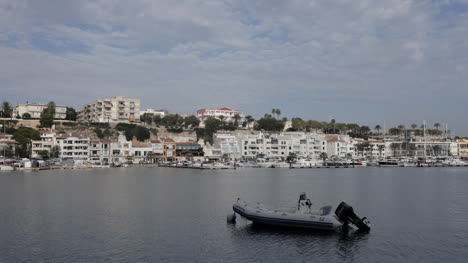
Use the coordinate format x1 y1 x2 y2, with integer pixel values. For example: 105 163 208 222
0 165 15 171
232 193 370 232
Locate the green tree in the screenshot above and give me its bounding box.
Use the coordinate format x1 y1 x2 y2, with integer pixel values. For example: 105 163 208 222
286 152 297 163
255 115 284 131
232 114 241 127
244 115 254 128
50 145 61 158
319 152 328 165
12 127 40 158
1 101 13 118
411 124 418 130
38 150 49 159
378 144 385 157
39 101 56 128
374 125 382 134
184 115 200 128
140 113 153 126
434 122 441 130
204 117 224 143
95 127 104 139
134 126 150 141
291 118 306 131
432 145 442 156
65 107 77 121
390 143 400 157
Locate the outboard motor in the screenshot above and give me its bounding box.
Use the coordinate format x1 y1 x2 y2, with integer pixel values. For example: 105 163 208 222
335 202 371 232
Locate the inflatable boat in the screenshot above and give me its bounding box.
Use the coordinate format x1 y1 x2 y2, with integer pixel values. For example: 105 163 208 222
232 193 370 232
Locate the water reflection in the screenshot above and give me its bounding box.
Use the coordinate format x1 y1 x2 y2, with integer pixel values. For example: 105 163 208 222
228 221 369 260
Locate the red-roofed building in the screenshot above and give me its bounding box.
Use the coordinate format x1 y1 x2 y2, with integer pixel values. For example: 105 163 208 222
196 107 244 125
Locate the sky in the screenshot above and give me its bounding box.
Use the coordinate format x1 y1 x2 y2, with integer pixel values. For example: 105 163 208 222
1 0 468 135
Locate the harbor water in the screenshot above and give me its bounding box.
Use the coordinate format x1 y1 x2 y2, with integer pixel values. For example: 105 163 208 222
1 167 467 262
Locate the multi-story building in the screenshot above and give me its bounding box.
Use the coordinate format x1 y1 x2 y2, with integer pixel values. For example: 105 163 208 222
459 140 468 158
89 139 111 165
0 133 18 157
196 107 244 125
79 96 140 123
352 139 386 158
213 132 241 159
56 134 90 161
14 103 67 119
31 129 57 158
235 131 328 160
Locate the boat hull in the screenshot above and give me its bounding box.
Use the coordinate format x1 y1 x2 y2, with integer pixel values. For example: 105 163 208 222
233 204 341 231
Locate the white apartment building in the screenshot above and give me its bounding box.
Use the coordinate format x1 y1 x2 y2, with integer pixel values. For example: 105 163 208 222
31 129 57 158
197 107 244 124
14 103 67 119
236 131 327 160
56 134 89 160
89 139 111 165
109 134 152 164
140 109 168 118
79 96 140 123
213 132 241 159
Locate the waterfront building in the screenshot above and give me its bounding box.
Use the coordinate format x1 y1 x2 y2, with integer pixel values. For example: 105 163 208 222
175 142 204 158
235 131 328 160
31 128 57 158
352 139 386 158
196 107 244 125
213 132 241 160
89 139 111 165
14 103 67 119
78 96 140 123
0 133 18 157
161 138 176 161
326 136 354 158
56 134 90 161
459 140 468 158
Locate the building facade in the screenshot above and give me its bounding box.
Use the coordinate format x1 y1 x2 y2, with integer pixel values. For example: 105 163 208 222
196 107 244 124
14 103 67 119
79 96 140 123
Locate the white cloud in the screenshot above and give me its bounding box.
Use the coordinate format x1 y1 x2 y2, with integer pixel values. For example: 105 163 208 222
1 0 468 134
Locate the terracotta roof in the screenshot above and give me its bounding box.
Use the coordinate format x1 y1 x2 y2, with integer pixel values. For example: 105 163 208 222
160 138 175 143
0 140 19 144
218 107 233 111
150 140 161 143
327 138 344 142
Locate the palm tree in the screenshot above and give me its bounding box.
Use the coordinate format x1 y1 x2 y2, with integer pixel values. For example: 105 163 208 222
377 144 385 157
232 114 241 127
244 115 254 129
276 109 281 119
390 143 400 157
411 124 417 130
374 125 382 134
319 152 328 165
1 101 13 118
434 122 441 130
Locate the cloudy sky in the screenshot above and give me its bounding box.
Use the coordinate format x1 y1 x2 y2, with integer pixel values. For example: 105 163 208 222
1 0 467 134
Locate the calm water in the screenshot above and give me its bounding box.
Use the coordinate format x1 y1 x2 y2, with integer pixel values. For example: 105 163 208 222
1 167 467 262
